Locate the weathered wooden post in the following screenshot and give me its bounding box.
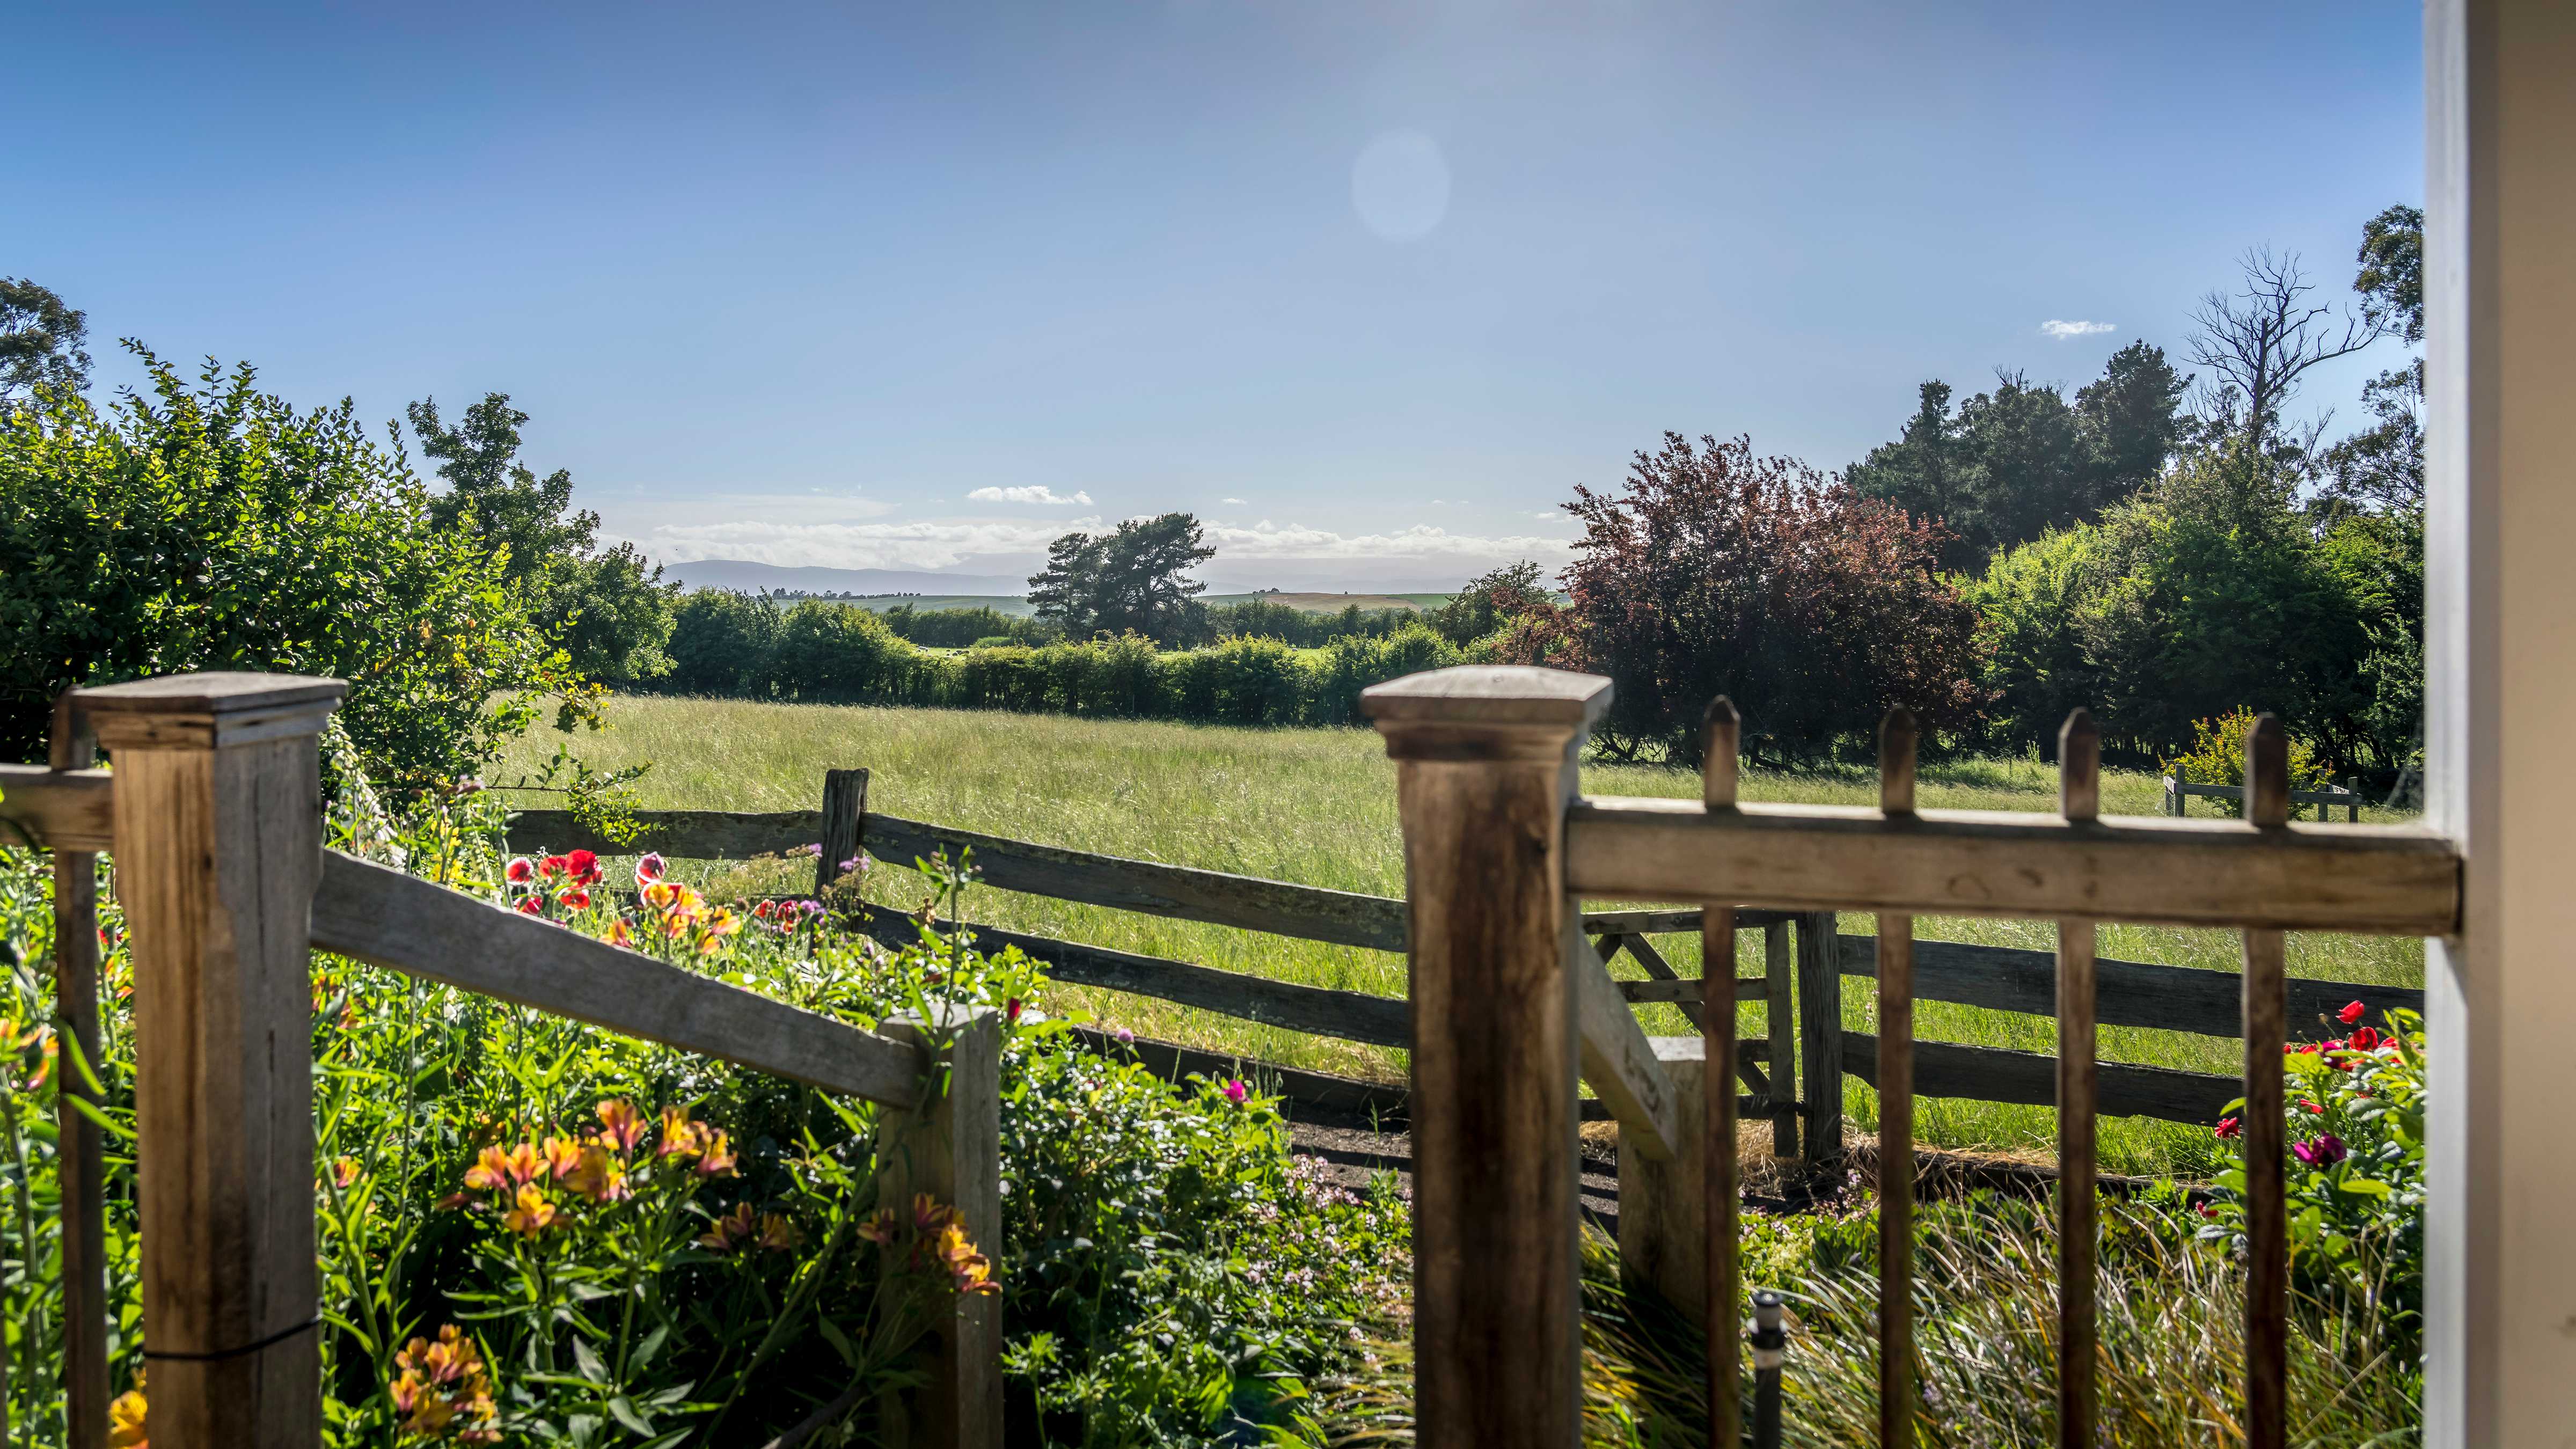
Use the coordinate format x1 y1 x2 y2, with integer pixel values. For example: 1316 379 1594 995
1361 665 1609 1449
1762 920 1798 1156
51 692 111 1449
875 1003 1004 1449
1618 1035 1711 1315
82 672 344 1448
1794 912 1843 1166
817 767 870 897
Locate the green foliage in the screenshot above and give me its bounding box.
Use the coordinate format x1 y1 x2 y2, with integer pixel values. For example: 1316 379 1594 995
654 604 1465 728
0 348 565 791
2203 1005 2427 1341
1424 560 1553 648
1848 343 2187 572
2162 708 2331 816
880 603 1056 648
1028 513 1217 646
408 393 679 690
1965 439 2417 771
1001 1050 1407 1445
0 277 91 405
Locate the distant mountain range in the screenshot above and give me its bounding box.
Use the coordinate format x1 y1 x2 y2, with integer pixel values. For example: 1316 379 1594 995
658 560 1028 596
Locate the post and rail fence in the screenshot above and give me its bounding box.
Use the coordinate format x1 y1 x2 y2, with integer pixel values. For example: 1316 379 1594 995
0 675 1003 1449
2164 763 2366 822
0 667 2458 1447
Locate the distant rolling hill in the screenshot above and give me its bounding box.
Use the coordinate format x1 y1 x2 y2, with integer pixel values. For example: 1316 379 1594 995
660 559 1026 596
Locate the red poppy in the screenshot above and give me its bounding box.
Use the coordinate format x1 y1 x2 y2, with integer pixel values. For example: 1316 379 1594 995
540 854 570 880
506 857 537 884
2214 1117 2241 1138
2300 1099 2323 1114
565 849 601 884
751 900 775 919
2338 1000 2367 1026
560 889 591 911
2348 1026 2382 1051
514 897 544 916
1006 998 1024 1024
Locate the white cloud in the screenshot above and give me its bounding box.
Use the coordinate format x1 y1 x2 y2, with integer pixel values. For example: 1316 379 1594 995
647 517 1098 570
641 515 1575 574
2040 319 2117 339
1221 497 1248 506
1204 521 1574 566
967 485 1093 505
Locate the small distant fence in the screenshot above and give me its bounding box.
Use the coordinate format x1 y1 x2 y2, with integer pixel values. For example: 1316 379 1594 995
2164 764 2366 822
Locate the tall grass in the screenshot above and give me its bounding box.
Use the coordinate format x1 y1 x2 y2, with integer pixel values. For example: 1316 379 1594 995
500 696 2425 1177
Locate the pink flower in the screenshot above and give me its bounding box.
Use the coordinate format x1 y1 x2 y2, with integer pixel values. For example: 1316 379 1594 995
506 857 536 884
513 897 543 916
1223 1079 1246 1105
2338 1000 2367 1026
635 854 668 885
1113 1026 1135 1046
2214 1117 2241 1139
2292 1133 2348 1167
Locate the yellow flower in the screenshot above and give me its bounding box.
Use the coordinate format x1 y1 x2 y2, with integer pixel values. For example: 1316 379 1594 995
593 1099 645 1153
757 1212 803 1252
656 1106 699 1159
693 1129 737 1178
855 1208 900 1246
107 1375 147 1448
502 1182 556 1239
602 918 634 949
331 1157 362 1190
541 1136 583 1181
566 1146 630 1203
502 1141 545 1186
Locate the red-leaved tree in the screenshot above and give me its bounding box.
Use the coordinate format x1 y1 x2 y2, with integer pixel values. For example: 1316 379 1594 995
1514 433 1988 762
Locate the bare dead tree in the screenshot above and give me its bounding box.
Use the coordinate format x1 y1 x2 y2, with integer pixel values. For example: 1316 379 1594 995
2187 247 2392 444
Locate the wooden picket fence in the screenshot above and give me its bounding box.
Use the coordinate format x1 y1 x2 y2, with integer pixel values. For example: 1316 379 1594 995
0 675 1001 1449
1357 667 2460 1449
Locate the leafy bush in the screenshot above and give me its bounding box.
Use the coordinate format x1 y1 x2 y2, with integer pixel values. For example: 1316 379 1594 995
1528 432 1988 763
2201 1002 2427 1339
0 348 566 791
2161 707 2333 816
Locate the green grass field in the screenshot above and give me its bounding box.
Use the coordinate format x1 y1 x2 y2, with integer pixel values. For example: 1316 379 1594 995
497 695 2423 1179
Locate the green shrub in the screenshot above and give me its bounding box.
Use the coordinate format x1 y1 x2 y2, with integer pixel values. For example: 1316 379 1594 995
663 589 782 696
0 348 561 791
770 598 917 702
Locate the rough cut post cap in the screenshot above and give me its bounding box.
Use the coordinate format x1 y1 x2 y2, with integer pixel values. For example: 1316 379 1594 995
78 671 348 715
1359 665 1613 729
79 672 347 750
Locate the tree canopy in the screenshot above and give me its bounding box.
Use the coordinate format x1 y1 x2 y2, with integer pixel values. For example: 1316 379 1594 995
0 277 91 405
1847 342 2187 572
1026 513 1216 645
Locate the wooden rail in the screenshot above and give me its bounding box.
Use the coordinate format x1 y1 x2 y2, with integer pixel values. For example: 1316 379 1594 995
316 852 925 1107
2164 767 2365 822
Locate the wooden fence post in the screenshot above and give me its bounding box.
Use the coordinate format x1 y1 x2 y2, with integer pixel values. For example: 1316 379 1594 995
817 768 870 897
1762 921 1798 1157
875 1004 1003 1449
1617 1036 1709 1316
81 672 345 1449
1795 912 1843 1166
1362 666 1611 1449
50 693 111 1449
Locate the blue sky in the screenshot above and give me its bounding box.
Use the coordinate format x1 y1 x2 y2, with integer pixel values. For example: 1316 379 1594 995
14 2 2423 590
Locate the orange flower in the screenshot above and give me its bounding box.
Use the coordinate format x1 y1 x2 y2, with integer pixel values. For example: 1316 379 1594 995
697 1202 756 1252
565 1146 630 1203
594 1099 645 1153
502 1182 555 1238
933 1220 999 1296
694 1129 737 1178
331 1157 362 1190
107 1373 147 1448
656 1106 699 1159
462 1145 515 1192
541 1136 583 1181
503 1141 545 1185
757 1213 803 1252
602 918 634 949
855 1208 900 1246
